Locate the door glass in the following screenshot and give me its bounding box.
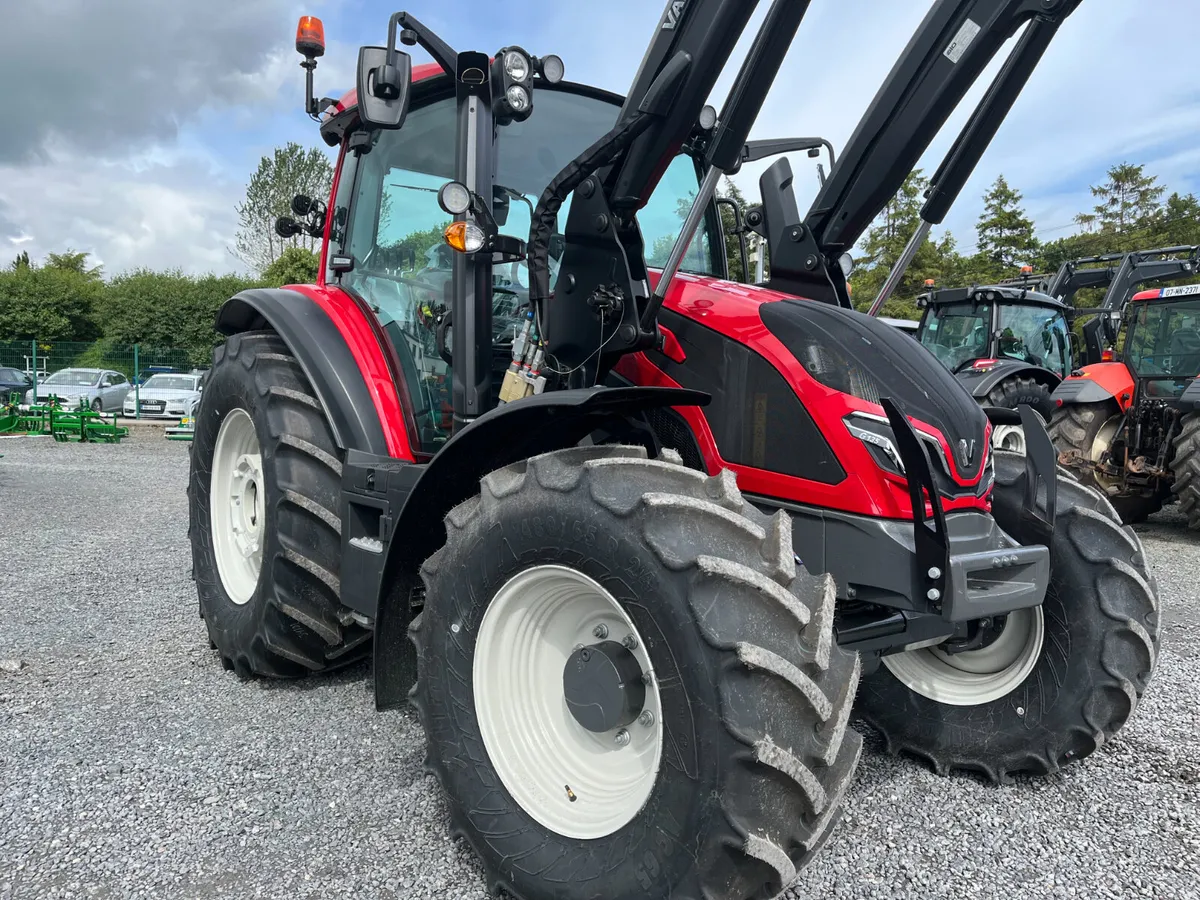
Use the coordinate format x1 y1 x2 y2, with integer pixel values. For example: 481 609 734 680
641 155 715 275
996 304 1068 375
340 88 721 454
919 301 992 370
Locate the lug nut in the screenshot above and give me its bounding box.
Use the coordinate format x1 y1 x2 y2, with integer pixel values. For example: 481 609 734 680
622 635 638 650
638 710 655 727
927 588 941 601
593 624 608 639
614 729 631 747
928 567 942 579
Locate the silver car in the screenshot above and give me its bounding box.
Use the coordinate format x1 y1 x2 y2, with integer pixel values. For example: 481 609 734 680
122 373 203 419
23 367 132 411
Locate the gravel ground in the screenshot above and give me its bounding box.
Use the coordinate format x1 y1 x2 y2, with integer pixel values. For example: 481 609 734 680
1 431 1197 900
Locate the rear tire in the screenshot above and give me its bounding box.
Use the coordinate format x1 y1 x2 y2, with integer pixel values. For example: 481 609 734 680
857 452 1159 782
1049 400 1162 523
188 331 370 677
411 444 861 900
1170 412 1200 530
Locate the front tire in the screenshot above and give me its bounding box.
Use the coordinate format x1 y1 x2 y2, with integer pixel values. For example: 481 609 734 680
857 452 1159 782
985 375 1054 419
412 444 862 899
91 398 102 412
188 331 370 677
1049 400 1162 523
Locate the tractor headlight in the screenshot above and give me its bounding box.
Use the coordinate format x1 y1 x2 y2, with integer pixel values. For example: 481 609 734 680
503 50 530 82
492 45 536 122
505 85 530 114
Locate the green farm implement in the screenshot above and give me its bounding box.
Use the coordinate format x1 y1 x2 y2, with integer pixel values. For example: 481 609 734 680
0 396 129 443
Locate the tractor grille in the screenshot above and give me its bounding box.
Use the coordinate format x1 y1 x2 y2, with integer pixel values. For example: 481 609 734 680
761 300 988 484
643 406 705 472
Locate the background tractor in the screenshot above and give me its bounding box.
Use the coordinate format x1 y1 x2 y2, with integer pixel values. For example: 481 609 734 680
187 3 1158 898
1051 281 1200 526
905 245 1200 453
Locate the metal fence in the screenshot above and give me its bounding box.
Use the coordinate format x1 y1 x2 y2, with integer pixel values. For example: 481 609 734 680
0 339 201 419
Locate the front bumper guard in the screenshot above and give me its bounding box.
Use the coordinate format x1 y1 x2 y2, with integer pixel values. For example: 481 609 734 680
881 399 1054 624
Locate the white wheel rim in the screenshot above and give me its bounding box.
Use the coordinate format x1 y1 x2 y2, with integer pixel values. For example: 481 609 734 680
992 423 1027 455
1091 415 1124 494
210 408 265 606
882 607 1045 706
473 565 663 840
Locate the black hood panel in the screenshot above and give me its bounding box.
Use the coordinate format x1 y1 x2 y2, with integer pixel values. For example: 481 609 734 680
760 299 988 483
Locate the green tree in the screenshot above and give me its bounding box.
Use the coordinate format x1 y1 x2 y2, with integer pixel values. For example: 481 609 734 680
10 251 30 271
0 265 103 341
233 142 334 274
262 246 321 287
1077 162 1164 249
101 269 265 363
848 169 962 318
1149 191 1200 247
974 175 1038 280
44 250 103 280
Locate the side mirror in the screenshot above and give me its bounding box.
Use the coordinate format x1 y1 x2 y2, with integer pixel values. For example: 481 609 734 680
357 46 412 129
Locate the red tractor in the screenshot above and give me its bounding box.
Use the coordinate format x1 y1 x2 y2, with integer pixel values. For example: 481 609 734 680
1051 281 1200 526
189 3 1158 898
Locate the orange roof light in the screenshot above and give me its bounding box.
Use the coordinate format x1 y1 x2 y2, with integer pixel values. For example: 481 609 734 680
296 16 325 58
1021 265 1033 274
924 278 935 287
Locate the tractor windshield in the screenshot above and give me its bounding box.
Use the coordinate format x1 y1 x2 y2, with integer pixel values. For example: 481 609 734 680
339 85 715 453
1125 298 1200 384
995 303 1071 377
918 301 992 371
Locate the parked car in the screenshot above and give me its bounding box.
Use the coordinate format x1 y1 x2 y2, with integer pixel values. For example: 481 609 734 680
123 373 203 419
23 368 132 411
136 365 182 385
0 366 32 402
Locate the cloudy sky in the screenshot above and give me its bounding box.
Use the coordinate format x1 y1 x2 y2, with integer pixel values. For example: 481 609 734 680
2 0 1197 277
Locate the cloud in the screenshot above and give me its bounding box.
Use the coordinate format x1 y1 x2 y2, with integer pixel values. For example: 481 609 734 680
0 0 322 164
3 0 1199 279
0 149 245 275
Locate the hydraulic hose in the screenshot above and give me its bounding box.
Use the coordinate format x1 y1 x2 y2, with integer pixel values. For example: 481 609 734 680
526 112 656 314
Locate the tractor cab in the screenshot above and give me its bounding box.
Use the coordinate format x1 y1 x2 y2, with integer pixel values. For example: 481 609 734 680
311 67 718 453
916 285 1073 377
1121 284 1200 402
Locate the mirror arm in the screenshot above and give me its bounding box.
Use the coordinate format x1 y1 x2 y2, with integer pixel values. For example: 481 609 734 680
386 12 458 76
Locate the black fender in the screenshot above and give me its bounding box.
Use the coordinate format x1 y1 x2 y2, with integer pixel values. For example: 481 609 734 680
1049 376 1121 406
955 359 1060 400
372 385 710 710
216 288 389 456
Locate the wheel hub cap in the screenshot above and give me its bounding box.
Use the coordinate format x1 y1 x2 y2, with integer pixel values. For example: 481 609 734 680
563 640 646 733
473 565 664 840
210 408 265 606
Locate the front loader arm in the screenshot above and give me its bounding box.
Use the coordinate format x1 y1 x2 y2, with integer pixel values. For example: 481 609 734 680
808 0 1081 253
1097 246 1200 311
534 0 821 371
755 0 1081 310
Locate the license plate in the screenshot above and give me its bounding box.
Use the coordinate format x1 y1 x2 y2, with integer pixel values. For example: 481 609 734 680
143 402 163 409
